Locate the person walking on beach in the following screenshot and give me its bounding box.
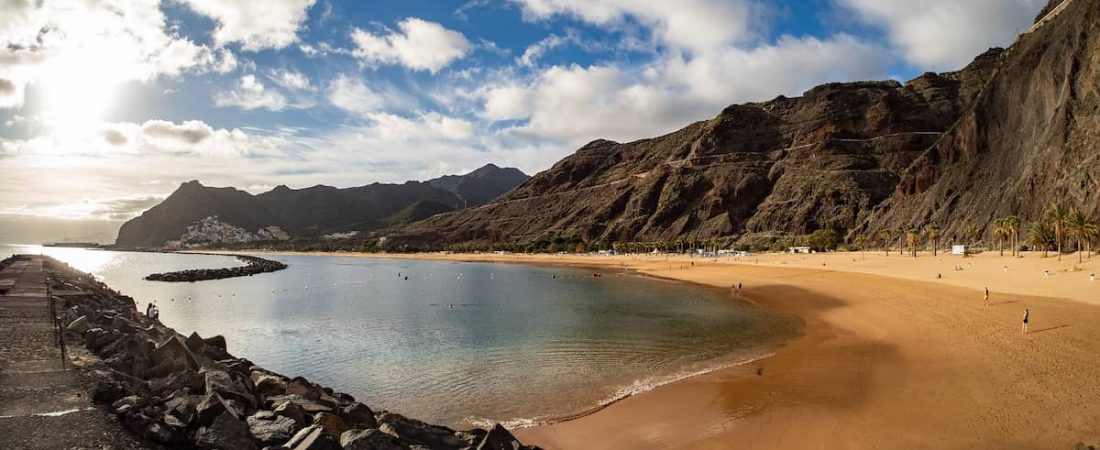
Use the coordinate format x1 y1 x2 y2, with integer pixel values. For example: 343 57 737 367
1022 308 1029 334
984 287 989 306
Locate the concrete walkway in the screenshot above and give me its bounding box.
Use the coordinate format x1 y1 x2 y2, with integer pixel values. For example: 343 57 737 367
0 256 149 449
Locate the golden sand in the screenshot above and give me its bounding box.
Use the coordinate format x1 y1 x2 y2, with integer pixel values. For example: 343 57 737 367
215 249 1100 449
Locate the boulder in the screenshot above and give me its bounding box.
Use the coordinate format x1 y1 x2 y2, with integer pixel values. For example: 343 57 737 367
186 331 208 353
273 400 308 426
66 315 89 333
340 429 405 450
285 425 341 450
196 412 258 450
204 368 258 413
285 378 321 400
204 335 228 350
339 402 379 429
247 410 299 445
476 424 521 450
251 371 287 397
149 369 205 397
376 413 465 450
312 412 349 439
266 395 334 415
197 392 242 427
164 392 199 426
152 335 200 372
91 380 130 404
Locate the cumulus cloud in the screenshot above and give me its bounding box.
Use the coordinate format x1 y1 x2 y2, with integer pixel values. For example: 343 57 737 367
510 0 761 52
140 120 216 144
178 0 318 51
215 75 288 111
270 68 312 90
481 33 889 146
351 18 472 72
837 0 1045 70
327 75 386 115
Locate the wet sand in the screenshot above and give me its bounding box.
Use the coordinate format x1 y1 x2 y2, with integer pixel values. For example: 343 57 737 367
213 250 1100 449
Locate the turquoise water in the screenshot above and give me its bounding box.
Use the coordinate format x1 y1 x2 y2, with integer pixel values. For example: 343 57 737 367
1 244 800 428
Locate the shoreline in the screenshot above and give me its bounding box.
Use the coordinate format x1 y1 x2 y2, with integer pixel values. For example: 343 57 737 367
196 249 1100 449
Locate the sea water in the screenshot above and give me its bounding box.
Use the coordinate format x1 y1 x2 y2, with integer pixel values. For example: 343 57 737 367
1 244 800 428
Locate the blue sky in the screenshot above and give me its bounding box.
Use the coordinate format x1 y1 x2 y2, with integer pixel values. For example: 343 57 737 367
0 0 1046 227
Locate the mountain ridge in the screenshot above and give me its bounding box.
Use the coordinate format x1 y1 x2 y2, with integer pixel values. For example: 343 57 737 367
114 164 529 248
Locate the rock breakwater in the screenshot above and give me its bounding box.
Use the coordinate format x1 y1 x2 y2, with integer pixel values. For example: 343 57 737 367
145 255 287 282
31 255 537 450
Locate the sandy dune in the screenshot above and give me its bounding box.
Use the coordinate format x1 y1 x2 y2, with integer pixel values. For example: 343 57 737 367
231 249 1100 449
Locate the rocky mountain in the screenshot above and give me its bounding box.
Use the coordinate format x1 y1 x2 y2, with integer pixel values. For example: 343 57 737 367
387 0 1097 250
388 51 1001 248
114 165 528 248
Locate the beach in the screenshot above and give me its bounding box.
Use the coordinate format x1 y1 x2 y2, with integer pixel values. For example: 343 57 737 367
212 249 1100 449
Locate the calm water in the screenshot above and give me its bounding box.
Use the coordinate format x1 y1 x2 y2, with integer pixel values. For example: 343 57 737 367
2 244 800 428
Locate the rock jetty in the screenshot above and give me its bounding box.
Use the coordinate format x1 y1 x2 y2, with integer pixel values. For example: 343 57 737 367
32 255 538 450
145 255 288 282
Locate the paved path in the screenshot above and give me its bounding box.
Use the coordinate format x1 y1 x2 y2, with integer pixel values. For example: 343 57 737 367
0 255 150 449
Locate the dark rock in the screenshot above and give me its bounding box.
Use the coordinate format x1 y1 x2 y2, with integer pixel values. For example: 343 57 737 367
66 315 89 332
205 335 228 351
247 410 299 445
91 380 130 404
285 377 321 400
273 399 308 426
196 412 258 450
376 412 465 450
312 412 349 439
197 392 241 427
150 335 200 376
186 331 208 353
266 395 334 415
340 429 405 450
476 424 520 450
285 425 341 450
339 402 379 429
251 371 287 397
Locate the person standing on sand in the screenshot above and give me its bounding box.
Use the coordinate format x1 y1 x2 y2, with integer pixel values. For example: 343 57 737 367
984 287 989 306
1022 309 1029 334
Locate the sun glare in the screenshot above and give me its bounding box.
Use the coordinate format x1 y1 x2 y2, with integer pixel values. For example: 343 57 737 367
39 52 119 136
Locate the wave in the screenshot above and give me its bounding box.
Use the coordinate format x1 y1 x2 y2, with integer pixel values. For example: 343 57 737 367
464 348 776 430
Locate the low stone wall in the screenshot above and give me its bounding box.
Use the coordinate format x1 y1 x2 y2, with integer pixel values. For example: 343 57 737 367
145 255 288 282
37 256 537 450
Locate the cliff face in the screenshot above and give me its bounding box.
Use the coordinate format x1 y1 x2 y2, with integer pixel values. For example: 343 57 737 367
115 165 529 248
863 0 1100 240
390 51 1003 248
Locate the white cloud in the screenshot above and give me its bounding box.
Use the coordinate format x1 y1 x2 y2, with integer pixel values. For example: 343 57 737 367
481 85 532 121
215 75 288 111
351 18 472 73
178 0 318 51
482 34 889 146
837 0 1045 69
509 0 760 52
213 48 239 74
0 0 216 110
270 68 312 90
327 75 382 114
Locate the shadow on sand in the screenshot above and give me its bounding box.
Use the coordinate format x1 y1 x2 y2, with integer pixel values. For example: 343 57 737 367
1030 324 1070 334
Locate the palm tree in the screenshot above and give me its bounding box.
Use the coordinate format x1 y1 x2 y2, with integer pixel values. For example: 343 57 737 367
1027 221 1055 258
1005 216 1021 257
1046 202 1070 260
879 229 892 256
965 225 980 248
992 218 1008 257
906 228 921 258
1066 210 1098 263
926 224 941 256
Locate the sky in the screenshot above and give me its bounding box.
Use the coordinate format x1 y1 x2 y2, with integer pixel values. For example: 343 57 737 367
0 0 1047 242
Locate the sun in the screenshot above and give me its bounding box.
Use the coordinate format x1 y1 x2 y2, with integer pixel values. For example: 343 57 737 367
39 51 120 136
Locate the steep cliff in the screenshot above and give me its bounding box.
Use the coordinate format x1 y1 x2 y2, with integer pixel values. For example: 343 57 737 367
389 50 1003 248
